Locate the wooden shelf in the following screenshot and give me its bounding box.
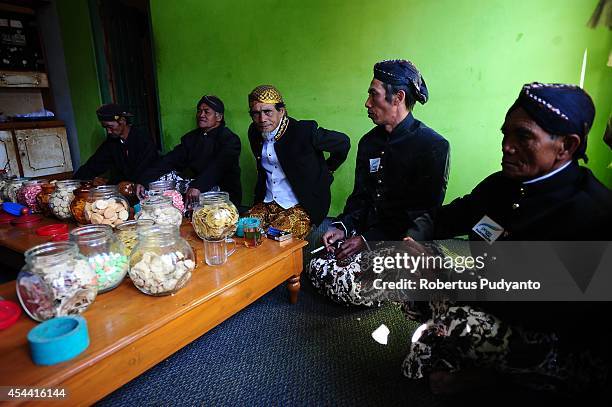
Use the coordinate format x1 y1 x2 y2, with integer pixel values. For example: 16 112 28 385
0 119 64 130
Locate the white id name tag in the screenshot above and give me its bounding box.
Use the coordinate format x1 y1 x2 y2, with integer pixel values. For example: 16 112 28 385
472 215 504 244
369 158 381 173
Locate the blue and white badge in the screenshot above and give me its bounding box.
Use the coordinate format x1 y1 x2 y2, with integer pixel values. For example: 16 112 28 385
369 158 381 173
472 215 504 244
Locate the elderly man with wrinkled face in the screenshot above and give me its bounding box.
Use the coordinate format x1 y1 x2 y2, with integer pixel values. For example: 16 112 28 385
402 83 612 398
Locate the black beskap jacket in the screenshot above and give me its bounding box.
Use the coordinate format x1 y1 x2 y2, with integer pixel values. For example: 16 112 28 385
248 117 350 225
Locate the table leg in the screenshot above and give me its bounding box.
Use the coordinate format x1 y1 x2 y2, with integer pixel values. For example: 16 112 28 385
287 274 300 304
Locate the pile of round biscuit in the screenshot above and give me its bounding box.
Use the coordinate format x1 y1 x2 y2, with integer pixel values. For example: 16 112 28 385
49 189 75 219
84 198 129 227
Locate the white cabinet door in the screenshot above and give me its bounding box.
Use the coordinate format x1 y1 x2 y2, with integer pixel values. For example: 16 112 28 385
15 127 73 177
0 130 19 176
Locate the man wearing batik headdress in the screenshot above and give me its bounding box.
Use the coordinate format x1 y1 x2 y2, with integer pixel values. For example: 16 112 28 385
307 59 450 306
245 85 350 239
401 83 612 398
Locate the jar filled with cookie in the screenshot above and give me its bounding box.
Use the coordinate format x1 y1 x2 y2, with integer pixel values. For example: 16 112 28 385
129 224 196 296
49 180 81 220
136 195 182 227
84 185 130 228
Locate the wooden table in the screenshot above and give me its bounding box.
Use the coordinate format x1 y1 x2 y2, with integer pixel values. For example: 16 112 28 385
0 223 307 405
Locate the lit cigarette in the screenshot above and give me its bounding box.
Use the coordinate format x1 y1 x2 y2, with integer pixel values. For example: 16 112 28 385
310 246 325 254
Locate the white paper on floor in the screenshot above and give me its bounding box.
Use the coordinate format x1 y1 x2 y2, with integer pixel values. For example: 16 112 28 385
372 324 390 345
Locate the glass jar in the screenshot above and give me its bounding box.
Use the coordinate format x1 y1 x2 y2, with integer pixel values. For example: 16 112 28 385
192 191 239 240
70 224 129 293
49 180 81 220
0 172 10 202
115 219 154 256
129 224 196 296
149 179 184 213
136 195 182 227
36 182 56 217
16 241 98 322
70 184 92 224
84 185 130 228
4 177 29 203
117 181 138 206
17 179 48 213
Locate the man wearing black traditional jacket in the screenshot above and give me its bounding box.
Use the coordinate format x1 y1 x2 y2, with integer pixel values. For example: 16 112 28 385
138 95 242 207
74 104 158 185
245 85 350 239
308 59 450 306
402 83 612 399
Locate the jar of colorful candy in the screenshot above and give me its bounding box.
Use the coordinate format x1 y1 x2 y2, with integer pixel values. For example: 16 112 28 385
69 224 129 293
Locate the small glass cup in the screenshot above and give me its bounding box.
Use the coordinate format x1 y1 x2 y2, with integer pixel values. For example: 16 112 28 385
203 237 236 266
242 218 264 248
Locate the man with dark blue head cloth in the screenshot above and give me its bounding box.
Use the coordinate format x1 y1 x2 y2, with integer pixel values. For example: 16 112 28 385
74 104 159 185
402 83 611 398
307 59 450 306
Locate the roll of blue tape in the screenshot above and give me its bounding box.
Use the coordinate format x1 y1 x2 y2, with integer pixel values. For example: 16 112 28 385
27 316 89 366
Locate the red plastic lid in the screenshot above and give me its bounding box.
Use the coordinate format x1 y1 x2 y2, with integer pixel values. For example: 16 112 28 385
36 223 69 236
11 214 42 228
51 232 70 242
0 300 21 330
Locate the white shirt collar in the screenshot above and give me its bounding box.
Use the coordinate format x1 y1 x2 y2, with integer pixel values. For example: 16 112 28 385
523 161 572 185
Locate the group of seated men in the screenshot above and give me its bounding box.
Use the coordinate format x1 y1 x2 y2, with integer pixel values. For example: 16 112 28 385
74 59 611 399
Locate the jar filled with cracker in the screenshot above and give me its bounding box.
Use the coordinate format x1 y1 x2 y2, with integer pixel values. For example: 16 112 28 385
136 195 182 227
84 185 130 227
49 180 81 220
192 191 239 240
16 241 98 322
129 224 196 296
148 179 184 213
115 219 154 257
70 224 129 293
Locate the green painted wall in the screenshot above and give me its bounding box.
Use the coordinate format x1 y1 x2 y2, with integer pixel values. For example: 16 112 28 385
149 0 611 215
59 0 611 215
56 0 102 163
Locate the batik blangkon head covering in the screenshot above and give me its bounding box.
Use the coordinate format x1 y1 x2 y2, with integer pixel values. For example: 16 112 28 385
373 59 428 104
248 85 284 106
509 82 595 161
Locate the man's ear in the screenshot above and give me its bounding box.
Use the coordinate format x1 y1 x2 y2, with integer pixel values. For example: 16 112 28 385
559 134 581 160
394 89 406 107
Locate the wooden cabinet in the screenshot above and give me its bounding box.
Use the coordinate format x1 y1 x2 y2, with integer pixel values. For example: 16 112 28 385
0 70 49 88
0 129 19 176
0 4 74 180
0 121 73 178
